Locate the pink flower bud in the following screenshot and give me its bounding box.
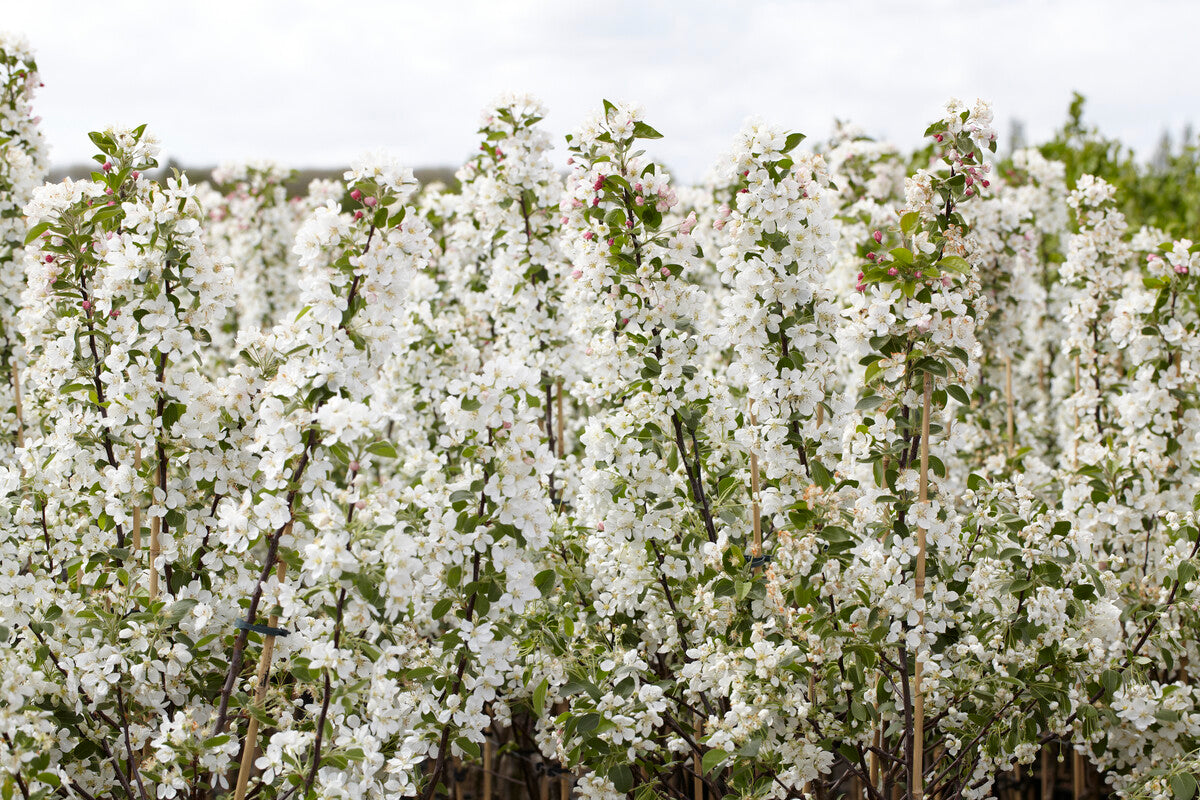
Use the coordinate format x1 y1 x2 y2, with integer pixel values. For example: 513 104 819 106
981 180 990 188
81 300 91 311
561 216 569 224
355 499 366 510
349 461 360 472
633 182 643 192
942 276 952 286
583 231 595 241
350 189 362 200
964 188 973 197
566 157 574 165
934 134 943 142
621 317 629 325
592 197 600 207
597 522 605 531
661 267 670 276
364 196 377 207
625 219 633 229
872 230 882 244
44 254 53 263
593 178 605 191
105 187 114 196
102 161 112 172
867 252 877 262
354 210 364 220
502 421 512 430
607 237 614 247
132 171 139 179
635 196 644 206
571 269 583 279
855 282 867 293
110 309 121 318
888 267 898 276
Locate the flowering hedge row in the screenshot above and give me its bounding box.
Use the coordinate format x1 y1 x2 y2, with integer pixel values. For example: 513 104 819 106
2 33 1199 800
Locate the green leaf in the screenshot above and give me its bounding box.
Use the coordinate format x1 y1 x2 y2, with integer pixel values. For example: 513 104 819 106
431 598 453 620
900 211 920 236
702 749 726 774
162 598 198 626
856 395 884 412
947 385 970 405
783 132 806 153
937 255 971 274
366 441 398 459
24 221 50 245
1171 773 1197 800
1100 669 1122 695
532 677 549 711
889 247 914 265
633 121 663 140
534 568 556 596
609 764 634 793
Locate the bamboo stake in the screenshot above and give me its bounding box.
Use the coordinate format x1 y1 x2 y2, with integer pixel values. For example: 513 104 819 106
11 361 24 448
694 713 703 800
912 374 932 800
1072 357 1080 469
1041 746 1053 800
870 724 880 791
1072 751 1084 800
555 379 565 459
748 406 762 568
149 514 161 600
233 528 290 800
539 766 549 800
132 446 143 554
483 740 493 800
1004 356 1015 458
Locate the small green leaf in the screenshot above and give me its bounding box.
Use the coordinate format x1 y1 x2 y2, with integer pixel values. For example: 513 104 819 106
1171 773 1197 800
783 132 806 153
532 677 549 711
937 255 971 274
856 395 884 412
609 764 634 793
702 749 726 774
162 598 199 626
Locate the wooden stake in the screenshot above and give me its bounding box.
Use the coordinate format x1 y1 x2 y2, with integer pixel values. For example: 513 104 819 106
912 374 932 800
870 722 881 791
748 406 762 567
1072 357 1080 469
555 379 565 459
694 714 704 800
11 361 24 448
149 513 161 600
233 530 290 800
132 445 143 554
483 740 493 800
1041 746 1053 800
1004 356 1015 458
1072 751 1084 800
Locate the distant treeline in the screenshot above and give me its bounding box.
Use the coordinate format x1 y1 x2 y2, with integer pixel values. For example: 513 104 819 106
46 163 461 195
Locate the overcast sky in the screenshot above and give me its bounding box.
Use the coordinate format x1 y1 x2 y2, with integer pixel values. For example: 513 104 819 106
6 0 1198 182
